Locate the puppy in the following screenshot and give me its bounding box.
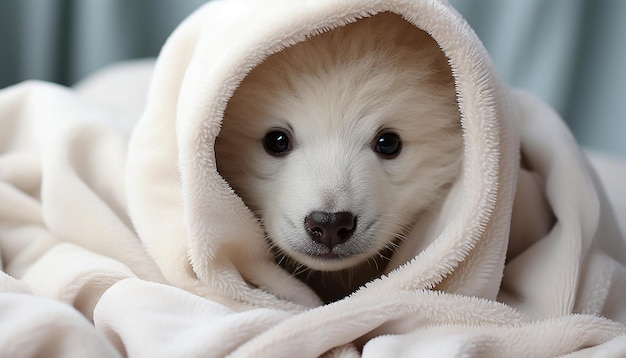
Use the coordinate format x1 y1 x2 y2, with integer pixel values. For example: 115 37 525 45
215 13 462 302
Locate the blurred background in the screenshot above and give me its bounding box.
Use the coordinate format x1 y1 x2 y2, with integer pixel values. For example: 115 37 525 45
0 0 624 158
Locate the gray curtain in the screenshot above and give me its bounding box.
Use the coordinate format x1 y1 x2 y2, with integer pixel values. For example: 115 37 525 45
1 0 624 157
450 0 626 158
0 0 205 85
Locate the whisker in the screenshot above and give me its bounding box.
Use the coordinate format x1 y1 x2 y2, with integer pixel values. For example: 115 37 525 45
377 251 392 261
370 255 380 271
345 267 354 290
304 268 316 283
277 254 288 267
291 263 310 277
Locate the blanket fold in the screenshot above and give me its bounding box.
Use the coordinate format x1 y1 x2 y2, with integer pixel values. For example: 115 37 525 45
1 0 625 356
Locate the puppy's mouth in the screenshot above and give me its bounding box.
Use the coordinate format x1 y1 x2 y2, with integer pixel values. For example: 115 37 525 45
272 244 369 272
294 243 366 262
271 233 401 277
265 211 407 272
267 232 370 271
309 249 354 262
318 252 341 259
273 220 383 271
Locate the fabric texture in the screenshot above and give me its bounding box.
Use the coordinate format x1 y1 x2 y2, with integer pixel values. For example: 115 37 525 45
1 0 625 356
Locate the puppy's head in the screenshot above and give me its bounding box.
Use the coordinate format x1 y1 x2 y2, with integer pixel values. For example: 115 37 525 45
216 14 462 272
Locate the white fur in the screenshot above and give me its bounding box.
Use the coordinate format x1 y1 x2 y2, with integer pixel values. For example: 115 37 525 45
215 13 462 298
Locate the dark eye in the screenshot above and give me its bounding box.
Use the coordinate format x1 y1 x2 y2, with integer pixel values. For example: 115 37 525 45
374 132 401 158
263 130 292 155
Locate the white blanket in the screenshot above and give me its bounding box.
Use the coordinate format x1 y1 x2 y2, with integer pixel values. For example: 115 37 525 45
1 0 625 356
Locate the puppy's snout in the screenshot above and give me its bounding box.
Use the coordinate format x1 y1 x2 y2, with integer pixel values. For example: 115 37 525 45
305 211 356 249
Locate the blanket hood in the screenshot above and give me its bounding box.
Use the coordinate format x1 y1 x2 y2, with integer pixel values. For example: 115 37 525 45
127 0 518 309
127 0 626 322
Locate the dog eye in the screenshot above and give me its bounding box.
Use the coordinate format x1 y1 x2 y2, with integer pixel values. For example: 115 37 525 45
263 130 292 155
374 132 401 158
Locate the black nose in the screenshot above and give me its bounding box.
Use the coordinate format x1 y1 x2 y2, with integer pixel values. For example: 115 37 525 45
305 211 356 249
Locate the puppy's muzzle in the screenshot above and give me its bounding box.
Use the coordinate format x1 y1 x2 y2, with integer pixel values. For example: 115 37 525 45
305 211 356 250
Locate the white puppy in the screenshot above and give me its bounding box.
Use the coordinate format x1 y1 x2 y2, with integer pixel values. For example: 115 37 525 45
216 13 462 302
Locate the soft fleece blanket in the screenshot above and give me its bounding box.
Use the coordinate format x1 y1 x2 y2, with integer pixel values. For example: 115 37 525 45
2 0 626 356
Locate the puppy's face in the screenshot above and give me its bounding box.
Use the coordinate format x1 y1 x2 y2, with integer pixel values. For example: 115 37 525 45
215 15 462 272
